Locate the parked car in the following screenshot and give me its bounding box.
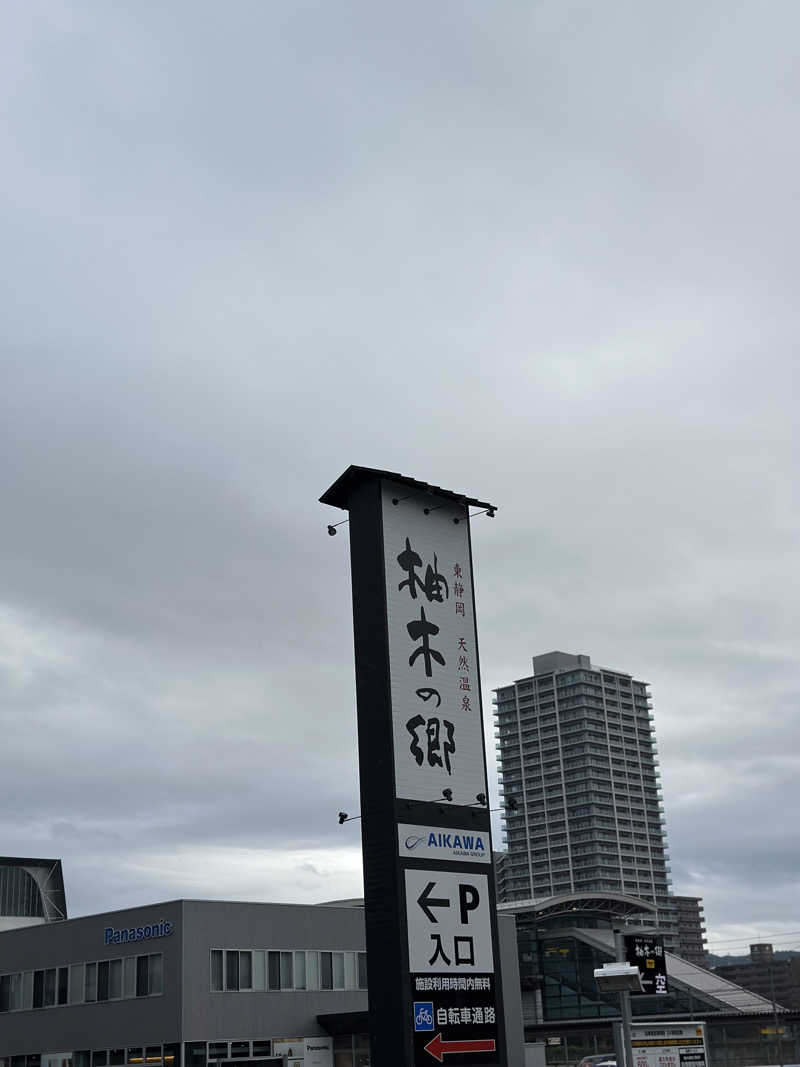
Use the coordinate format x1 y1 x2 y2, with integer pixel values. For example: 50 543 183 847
577 1055 616 1067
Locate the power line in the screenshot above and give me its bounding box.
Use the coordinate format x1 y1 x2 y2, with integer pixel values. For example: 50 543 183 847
708 930 800 942
705 929 800 947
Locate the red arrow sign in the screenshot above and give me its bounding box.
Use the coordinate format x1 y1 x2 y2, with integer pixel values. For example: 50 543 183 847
424 1034 497 1062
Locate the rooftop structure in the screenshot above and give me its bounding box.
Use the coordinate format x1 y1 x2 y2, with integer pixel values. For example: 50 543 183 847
0 857 67 932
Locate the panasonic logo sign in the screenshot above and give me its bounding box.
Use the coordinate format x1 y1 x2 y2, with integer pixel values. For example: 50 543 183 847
104 920 174 945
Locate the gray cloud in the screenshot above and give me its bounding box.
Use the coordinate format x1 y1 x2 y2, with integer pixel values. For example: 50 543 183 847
1 0 799 948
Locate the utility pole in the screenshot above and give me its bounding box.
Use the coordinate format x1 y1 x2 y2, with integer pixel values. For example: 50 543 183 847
614 928 634 1067
769 960 784 1067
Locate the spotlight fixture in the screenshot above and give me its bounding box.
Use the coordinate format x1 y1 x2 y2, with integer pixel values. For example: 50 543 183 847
475 793 488 806
328 526 337 536
441 789 453 802
338 812 348 824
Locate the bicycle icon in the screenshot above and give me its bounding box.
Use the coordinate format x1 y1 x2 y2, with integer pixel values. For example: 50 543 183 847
414 1002 434 1031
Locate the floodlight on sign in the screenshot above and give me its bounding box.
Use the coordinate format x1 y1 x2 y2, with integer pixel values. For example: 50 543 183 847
593 962 644 993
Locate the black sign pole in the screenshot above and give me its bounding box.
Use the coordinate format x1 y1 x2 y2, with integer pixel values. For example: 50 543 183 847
347 475 409 1067
322 466 506 1067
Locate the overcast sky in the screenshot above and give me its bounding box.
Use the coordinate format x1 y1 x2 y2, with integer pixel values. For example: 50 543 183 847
2 1 798 956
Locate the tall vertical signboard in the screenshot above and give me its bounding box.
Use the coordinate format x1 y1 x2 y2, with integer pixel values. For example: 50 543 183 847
321 467 505 1067
624 934 669 996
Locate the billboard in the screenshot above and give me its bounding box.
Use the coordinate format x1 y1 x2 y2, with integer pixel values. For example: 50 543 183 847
624 934 669 996
382 482 488 805
631 1023 707 1067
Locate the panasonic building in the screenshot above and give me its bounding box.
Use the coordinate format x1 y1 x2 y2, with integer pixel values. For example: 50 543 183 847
0 898 524 1067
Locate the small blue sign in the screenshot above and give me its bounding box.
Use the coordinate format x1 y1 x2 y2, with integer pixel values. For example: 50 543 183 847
414 1001 434 1032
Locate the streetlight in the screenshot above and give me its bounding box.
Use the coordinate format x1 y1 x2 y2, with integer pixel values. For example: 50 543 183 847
594 950 643 1067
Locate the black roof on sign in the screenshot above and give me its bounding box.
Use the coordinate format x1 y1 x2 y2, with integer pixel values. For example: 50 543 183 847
319 465 496 512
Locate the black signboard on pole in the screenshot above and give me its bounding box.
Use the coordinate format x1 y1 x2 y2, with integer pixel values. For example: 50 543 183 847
321 467 506 1067
624 934 669 996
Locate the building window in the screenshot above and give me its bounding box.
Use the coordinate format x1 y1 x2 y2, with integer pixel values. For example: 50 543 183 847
267 951 280 990
97 960 110 1002
332 952 345 990
84 963 97 1003
123 956 136 999
57 965 69 1005
148 953 163 995
210 951 223 992
252 950 266 991
209 946 364 993
239 951 252 990
109 958 122 1000
225 950 239 992
294 951 306 990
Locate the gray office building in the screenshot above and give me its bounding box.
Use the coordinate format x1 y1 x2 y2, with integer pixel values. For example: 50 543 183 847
493 652 674 939
0 898 524 1066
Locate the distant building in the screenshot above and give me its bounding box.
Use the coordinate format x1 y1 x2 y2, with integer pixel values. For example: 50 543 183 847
493 850 510 903
672 894 708 966
714 943 800 1010
0 857 67 932
493 652 676 942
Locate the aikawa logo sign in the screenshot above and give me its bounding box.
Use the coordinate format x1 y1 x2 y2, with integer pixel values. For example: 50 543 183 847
398 824 490 864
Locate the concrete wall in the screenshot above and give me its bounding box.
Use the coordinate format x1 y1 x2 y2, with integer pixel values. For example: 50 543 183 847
499 912 525 1065
181 900 368 1043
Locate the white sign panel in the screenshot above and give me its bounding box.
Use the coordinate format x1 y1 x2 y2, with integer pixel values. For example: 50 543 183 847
399 823 490 864
382 482 489 805
304 1038 333 1067
631 1023 707 1067
273 1039 303 1057
405 868 494 974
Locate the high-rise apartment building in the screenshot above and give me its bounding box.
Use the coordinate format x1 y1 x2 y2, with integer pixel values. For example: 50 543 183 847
493 652 674 936
672 894 708 966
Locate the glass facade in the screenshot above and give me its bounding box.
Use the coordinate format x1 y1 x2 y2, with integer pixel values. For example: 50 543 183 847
517 923 736 1024
0 867 44 919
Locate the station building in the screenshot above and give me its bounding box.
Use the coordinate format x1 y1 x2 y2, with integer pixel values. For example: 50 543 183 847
0 898 525 1067
501 892 800 1067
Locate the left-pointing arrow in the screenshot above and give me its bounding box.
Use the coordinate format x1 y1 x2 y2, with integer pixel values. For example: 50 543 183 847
424 1034 497 1062
417 881 450 923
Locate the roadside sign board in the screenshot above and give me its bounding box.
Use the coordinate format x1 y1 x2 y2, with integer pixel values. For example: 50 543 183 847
625 934 669 995
412 976 499 1065
631 1023 707 1067
406 868 494 973
321 467 505 1067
